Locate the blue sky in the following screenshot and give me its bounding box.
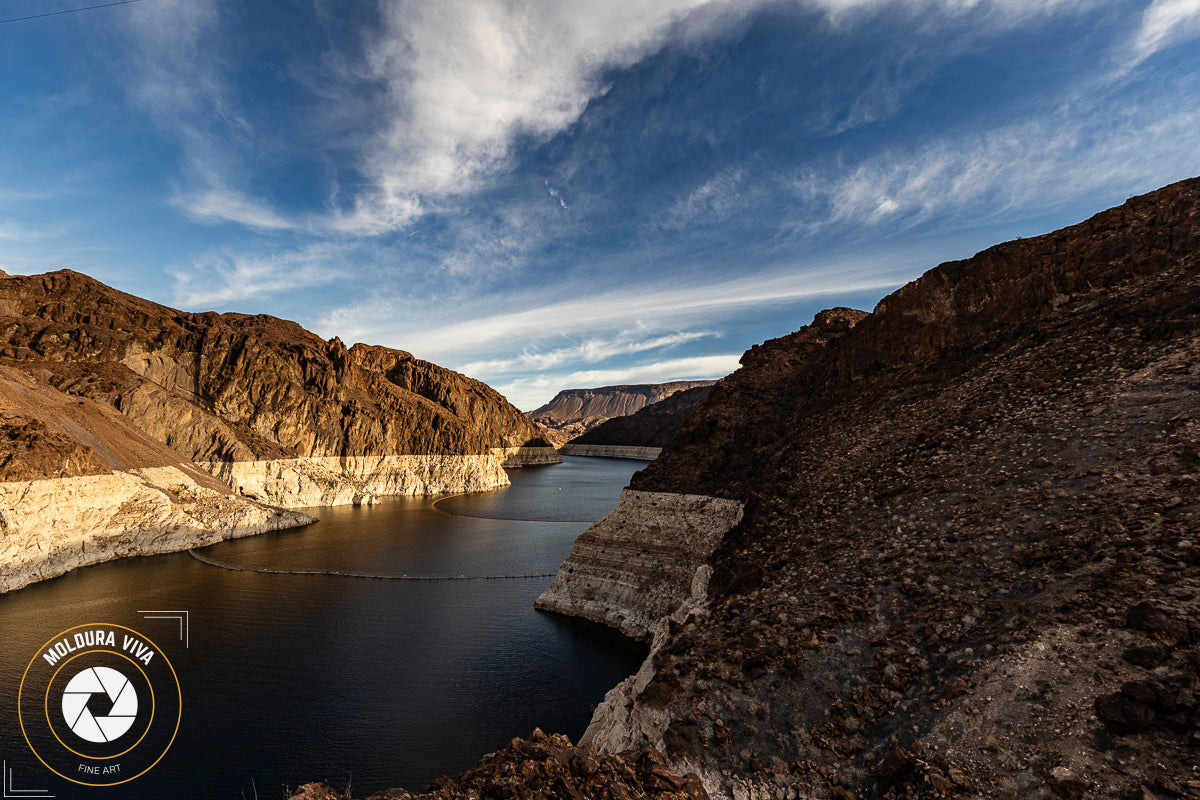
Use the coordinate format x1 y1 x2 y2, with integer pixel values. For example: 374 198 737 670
0 0 1197 409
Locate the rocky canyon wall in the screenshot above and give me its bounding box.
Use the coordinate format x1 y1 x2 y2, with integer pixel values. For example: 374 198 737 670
0 269 558 590
535 490 743 642
535 177 1200 799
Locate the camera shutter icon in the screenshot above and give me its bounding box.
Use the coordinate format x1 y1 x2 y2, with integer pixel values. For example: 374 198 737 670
61 666 138 743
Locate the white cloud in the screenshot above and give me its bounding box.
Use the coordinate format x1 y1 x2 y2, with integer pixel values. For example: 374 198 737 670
330 0 1092 235
171 242 350 308
661 168 750 230
107 0 1097 237
791 100 1200 234
1131 0 1200 65
494 354 741 410
461 329 720 374
316 260 905 360
173 188 296 232
348 0 719 228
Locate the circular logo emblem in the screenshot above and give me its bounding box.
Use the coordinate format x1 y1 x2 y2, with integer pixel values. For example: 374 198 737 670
61 666 139 743
18 624 180 787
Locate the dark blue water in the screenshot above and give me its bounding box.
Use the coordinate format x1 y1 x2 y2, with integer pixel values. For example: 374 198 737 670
0 457 647 799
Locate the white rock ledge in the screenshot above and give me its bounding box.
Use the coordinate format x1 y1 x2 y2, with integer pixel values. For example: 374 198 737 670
557 445 663 461
200 453 512 509
3 447 564 593
534 489 743 641
0 467 314 594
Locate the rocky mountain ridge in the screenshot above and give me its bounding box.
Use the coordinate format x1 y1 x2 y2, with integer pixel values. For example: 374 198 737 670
529 381 718 447
598 176 1200 798
560 384 716 457
302 176 1200 799
0 268 557 591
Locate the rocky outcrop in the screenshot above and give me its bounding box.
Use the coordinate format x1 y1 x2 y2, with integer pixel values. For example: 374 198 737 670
541 177 1200 799
557 444 663 460
0 467 313 593
0 269 553 473
633 306 869 499
497 445 563 467
0 268 558 590
535 490 743 642
582 564 714 755
565 384 715 451
288 728 707 800
529 381 717 447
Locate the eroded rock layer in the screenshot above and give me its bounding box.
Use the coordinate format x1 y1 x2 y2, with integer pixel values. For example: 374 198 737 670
0 268 556 589
549 178 1200 798
566 384 716 451
0 468 314 593
557 444 663 460
535 490 743 642
529 381 717 447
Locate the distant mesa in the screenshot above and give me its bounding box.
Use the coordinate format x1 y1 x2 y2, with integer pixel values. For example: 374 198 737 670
558 383 717 460
0 268 558 592
528 380 718 449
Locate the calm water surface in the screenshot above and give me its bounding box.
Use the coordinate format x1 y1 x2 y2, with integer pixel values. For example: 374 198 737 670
0 457 647 799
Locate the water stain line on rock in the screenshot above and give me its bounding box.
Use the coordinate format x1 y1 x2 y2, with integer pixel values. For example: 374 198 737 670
188 548 555 581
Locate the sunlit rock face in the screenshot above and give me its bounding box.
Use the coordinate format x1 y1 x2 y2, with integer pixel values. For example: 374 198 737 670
0 267 557 589
529 381 717 448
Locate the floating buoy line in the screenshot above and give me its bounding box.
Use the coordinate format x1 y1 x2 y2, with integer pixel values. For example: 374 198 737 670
188 548 555 581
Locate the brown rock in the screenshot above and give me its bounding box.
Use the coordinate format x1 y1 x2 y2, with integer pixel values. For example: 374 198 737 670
1047 766 1089 800
1095 691 1157 733
529 382 716 448
0 269 550 473
1127 602 1191 645
1123 644 1173 668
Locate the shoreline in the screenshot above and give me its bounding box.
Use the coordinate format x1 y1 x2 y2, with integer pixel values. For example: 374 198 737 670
557 444 662 461
0 450 560 594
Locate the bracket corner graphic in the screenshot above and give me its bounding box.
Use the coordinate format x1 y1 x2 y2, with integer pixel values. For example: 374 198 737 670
3 759 54 798
136 610 189 648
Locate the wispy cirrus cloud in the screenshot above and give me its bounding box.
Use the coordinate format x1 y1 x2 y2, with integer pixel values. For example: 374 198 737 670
1130 0 1200 65
494 354 742 410
172 188 297 232
318 0 1097 236
115 0 302 236
171 242 351 308
790 97 1200 235
107 0 1103 242
461 329 720 374
660 168 752 230
316 259 907 360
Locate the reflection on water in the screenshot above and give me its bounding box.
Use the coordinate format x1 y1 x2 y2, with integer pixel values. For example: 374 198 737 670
0 457 647 799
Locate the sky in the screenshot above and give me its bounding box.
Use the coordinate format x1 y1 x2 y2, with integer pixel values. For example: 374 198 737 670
0 0 1197 410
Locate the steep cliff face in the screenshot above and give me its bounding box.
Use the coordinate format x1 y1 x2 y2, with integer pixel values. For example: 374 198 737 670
538 309 865 645
0 269 557 503
562 384 715 454
631 307 868 498
540 178 1200 799
529 381 718 447
0 268 557 590
0 363 315 592
535 491 743 641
